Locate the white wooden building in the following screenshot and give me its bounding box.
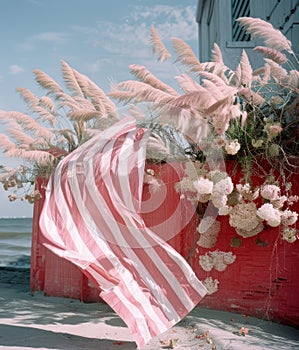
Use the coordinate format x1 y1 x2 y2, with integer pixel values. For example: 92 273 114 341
196 0 299 69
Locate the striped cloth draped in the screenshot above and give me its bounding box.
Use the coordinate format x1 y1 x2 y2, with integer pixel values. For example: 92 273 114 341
39 117 207 349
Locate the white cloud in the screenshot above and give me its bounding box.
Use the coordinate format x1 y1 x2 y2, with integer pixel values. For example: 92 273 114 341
70 4 199 93
72 4 197 60
9 65 24 75
34 32 67 43
19 31 68 50
132 5 198 40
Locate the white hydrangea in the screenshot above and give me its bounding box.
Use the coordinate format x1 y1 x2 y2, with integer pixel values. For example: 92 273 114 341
203 277 219 295
236 183 259 201
193 177 213 195
280 209 298 226
236 183 250 193
223 251 237 265
199 254 214 271
209 251 226 271
271 195 287 209
199 250 236 272
260 184 281 200
229 202 261 231
282 227 298 243
287 195 299 206
256 203 281 227
213 177 234 195
236 221 264 238
211 250 236 272
211 194 228 208
219 205 231 216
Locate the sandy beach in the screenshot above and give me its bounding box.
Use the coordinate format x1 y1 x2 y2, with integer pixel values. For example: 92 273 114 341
0 267 298 350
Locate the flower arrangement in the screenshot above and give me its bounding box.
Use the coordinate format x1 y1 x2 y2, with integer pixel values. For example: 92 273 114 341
109 17 299 246
0 16 298 249
174 164 298 244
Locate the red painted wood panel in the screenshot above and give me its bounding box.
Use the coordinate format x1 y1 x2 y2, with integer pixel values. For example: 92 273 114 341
30 162 299 326
30 178 47 293
30 177 101 302
191 215 299 327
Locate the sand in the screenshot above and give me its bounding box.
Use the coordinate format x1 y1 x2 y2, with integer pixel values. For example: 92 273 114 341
0 267 298 350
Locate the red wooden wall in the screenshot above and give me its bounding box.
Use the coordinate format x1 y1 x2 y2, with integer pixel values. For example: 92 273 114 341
30 163 299 327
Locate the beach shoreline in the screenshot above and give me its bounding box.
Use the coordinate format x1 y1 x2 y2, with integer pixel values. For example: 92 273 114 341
0 266 298 350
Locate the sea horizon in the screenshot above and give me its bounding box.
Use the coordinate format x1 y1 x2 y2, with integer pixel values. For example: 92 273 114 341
0 217 32 268
0 216 33 219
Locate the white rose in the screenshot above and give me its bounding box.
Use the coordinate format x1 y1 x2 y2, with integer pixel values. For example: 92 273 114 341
225 139 241 155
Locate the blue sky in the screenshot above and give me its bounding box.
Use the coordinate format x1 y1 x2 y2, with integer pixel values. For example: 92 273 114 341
0 0 199 217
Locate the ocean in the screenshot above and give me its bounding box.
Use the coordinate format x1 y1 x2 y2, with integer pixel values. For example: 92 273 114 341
0 217 32 268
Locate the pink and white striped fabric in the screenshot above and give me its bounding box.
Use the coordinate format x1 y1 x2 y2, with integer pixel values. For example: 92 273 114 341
39 117 207 349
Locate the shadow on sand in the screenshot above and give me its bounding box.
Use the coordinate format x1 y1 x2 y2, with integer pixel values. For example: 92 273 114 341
0 324 136 350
